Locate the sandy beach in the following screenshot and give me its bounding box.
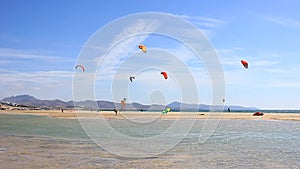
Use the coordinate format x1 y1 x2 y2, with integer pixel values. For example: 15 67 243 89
1 110 299 121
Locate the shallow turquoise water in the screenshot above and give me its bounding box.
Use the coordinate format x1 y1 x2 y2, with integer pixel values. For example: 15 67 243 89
0 114 299 168
0 114 87 139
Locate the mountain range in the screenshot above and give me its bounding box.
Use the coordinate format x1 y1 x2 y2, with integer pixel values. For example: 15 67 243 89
1 95 259 111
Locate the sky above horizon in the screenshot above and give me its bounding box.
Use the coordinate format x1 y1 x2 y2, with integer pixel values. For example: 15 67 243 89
1 0 300 109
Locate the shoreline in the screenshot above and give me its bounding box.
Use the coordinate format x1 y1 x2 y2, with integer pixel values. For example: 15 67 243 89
1 110 300 121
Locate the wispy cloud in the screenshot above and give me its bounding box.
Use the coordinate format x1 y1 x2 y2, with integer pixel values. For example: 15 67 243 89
217 47 283 69
0 48 76 72
251 60 279 66
0 69 74 100
95 19 159 79
216 47 300 94
179 15 225 29
256 14 300 29
0 48 61 60
217 48 246 68
93 14 225 87
0 60 11 64
265 80 300 88
0 34 21 43
178 15 225 37
0 69 73 82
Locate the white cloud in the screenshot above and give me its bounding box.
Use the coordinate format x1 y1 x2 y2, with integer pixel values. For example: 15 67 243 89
95 19 159 77
252 60 278 66
0 47 76 70
217 48 245 68
0 70 73 89
256 14 300 29
0 46 93 100
94 44 213 104
0 69 73 77
265 81 300 88
217 48 286 71
0 48 61 60
0 69 74 99
0 34 21 43
263 68 289 73
178 15 225 37
0 60 11 65
179 15 225 28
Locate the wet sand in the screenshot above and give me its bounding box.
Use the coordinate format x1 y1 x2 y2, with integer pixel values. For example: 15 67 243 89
0 110 299 121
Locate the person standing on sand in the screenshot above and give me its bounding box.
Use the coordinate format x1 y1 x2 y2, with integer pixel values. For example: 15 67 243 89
113 109 118 116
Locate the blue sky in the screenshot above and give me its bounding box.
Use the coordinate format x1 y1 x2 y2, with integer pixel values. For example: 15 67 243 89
1 0 300 109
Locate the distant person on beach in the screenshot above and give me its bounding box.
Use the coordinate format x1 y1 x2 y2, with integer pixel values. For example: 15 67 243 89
113 109 118 116
228 107 231 112
61 108 64 113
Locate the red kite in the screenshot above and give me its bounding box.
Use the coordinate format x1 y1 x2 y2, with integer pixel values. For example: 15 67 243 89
241 60 248 69
161 72 168 79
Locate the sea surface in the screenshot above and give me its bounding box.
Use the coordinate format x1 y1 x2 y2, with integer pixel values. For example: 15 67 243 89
0 113 299 168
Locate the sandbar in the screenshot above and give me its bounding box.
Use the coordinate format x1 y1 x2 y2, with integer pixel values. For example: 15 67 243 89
0 110 299 121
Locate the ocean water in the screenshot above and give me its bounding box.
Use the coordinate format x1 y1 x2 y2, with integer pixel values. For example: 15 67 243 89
0 114 299 168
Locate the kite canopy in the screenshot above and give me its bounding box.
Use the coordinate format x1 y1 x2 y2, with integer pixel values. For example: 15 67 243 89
241 60 248 69
222 97 226 103
138 44 147 53
161 72 168 79
75 65 85 72
162 107 171 114
129 76 135 82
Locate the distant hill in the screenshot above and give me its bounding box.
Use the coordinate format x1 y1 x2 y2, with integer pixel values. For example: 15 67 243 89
1 94 259 111
2 95 73 108
2 95 37 104
167 101 203 111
